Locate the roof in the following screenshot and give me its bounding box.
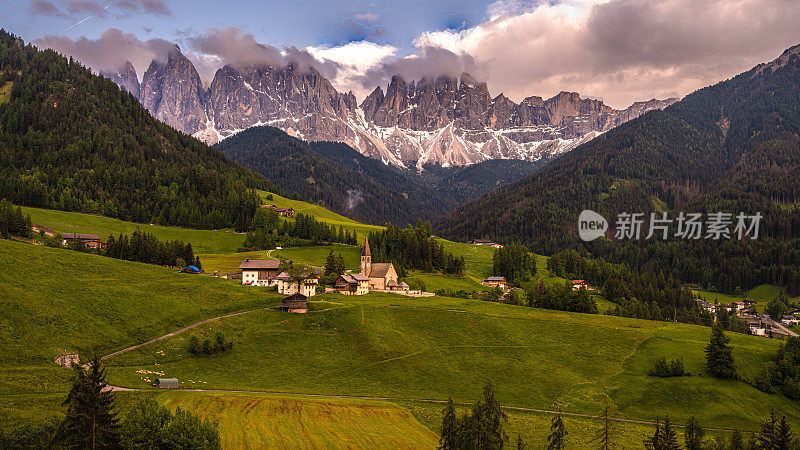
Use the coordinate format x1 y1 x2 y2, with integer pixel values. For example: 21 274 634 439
398 281 409 288
32 224 54 232
362 236 371 257
281 293 308 308
387 279 398 287
369 263 394 278
63 233 101 240
239 259 280 270
571 280 586 284
156 378 179 386
187 265 200 272
276 272 291 280
471 239 495 244
352 273 370 281
336 274 357 285
275 207 294 212
485 276 506 282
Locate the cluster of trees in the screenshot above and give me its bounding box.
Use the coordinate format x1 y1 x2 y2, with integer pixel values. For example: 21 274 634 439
491 243 535 286
0 199 31 238
751 336 800 400
188 333 233 356
105 229 201 269
435 46 800 297
240 209 357 251
525 281 598 314
367 221 465 275
437 382 798 450
438 384 509 450
649 357 688 378
0 357 222 449
766 291 795 321
0 30 268 231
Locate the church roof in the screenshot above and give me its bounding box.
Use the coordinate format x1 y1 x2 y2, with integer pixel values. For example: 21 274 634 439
369 263 394 278
362 237 371 257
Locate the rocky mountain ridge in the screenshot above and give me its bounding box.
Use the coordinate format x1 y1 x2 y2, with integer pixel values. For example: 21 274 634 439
102 49 678 168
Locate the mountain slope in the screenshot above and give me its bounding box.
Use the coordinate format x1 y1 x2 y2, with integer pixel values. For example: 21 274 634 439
215 126 443 226
435 44 800 295
0 30 270 231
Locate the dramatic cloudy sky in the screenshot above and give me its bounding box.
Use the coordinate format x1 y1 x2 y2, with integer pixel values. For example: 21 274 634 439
10 0 800 108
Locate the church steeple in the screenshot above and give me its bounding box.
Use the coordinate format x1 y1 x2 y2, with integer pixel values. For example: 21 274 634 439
361 236 371 276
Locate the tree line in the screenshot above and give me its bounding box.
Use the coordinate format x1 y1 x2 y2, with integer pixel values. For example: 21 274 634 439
105 229 201 269
240 208 357 251
367 221 465 276
0 199 31 238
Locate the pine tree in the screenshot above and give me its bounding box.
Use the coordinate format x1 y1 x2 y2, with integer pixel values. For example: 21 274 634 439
705 323 737 378
547 411 567 450
439 398 458 450
684 416 704 450
59 356 121 449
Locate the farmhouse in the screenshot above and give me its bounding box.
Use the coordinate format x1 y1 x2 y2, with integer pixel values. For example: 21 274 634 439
154 378 180 388
240 258 281 286
360 237 399 290
469 238 503 248
279 293 308 313
31 224 55 237
54 352 79 368
335 273 370 295
277 270 319 297
62 233 106 249
275 207 295 217
483 276 507 289
571 280 594 291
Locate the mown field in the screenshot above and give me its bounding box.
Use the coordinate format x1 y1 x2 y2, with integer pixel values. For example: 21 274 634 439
694 284 798 312
21 206 245 254
157 391 439 448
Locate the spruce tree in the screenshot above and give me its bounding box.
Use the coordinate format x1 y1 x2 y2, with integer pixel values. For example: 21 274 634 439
684 416 704 450
547 411 567 450
439 398 458 450
59 356 121 449
705 323 736 378
759 408 795 450
645 416 680 450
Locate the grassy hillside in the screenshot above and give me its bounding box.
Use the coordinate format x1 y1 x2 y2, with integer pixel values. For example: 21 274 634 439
22 206 245 254
259 190 383 241
0 240 281 407
158 391 439 448
104 293 799 434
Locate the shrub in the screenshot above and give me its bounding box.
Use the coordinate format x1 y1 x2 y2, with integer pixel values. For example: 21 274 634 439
649 356 689 377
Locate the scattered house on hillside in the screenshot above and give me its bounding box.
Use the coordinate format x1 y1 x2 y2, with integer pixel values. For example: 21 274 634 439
335 273 370 295
743 299 757 308
62 233 106 249
54 352 80 368
694 298 717 313
279 293 308 313
154 378 180 388
261 204 295 217
360 237 399 290
729 301 748 313
469 239 503 248
277 270 319 297
782 315 800 326
31 224 55 237
240 258 281 286
571 280 595 291
483 276 507 289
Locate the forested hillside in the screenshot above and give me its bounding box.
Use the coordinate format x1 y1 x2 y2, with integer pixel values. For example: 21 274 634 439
436 44 800 295
0 30 270 231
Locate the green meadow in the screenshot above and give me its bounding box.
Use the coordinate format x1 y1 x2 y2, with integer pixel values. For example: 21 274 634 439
104 292 799 436
274 244 362 269
21 206 245 254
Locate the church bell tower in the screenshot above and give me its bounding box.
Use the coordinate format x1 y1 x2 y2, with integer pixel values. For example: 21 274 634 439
361 236 371 276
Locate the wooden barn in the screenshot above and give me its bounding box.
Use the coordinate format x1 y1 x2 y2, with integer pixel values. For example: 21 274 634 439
279 293 308 313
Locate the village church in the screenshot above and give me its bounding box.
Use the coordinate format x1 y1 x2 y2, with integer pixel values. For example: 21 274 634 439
361 237 398 290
